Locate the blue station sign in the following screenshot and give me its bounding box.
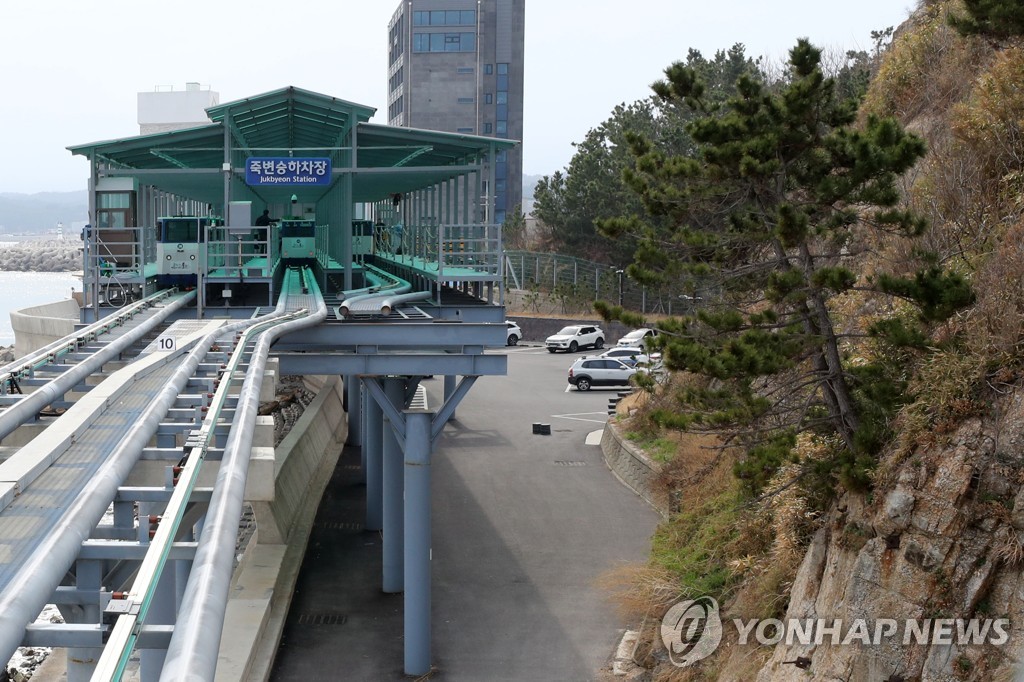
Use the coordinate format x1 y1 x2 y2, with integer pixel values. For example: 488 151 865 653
245 157 332 186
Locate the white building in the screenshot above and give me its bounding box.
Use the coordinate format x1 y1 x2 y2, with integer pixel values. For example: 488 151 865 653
137 82 220 135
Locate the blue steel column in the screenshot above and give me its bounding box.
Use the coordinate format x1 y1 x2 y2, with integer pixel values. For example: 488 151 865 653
364 378 384 531
403 411 434 676
140 567 176 680
443 375 456 420
65 560 102 682
346 375 362 446
382 377 404 593
360 384 369 483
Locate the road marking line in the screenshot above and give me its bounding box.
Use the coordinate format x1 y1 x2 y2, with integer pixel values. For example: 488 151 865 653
552 412 608 424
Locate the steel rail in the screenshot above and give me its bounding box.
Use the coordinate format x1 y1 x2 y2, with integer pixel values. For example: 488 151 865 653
0 290 196 442
379 290 433 316
338 263 410 316
93 302 311 680
159 269 327 681
0 287 294 670
0 289 177 390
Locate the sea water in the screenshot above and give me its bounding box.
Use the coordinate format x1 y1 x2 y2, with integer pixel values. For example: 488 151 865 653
0 271 81 346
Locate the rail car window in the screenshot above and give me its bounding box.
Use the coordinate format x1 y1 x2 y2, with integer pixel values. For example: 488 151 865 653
281 221 315 238
161 219 202 242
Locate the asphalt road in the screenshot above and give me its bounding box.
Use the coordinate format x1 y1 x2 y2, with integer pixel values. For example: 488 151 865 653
271 345 660 681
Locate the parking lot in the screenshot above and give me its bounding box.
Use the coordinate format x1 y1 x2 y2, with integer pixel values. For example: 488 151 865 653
272 344 661 681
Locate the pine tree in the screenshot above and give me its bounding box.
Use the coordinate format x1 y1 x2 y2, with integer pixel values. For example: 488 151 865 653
599 40 974 494
949 0 1024 38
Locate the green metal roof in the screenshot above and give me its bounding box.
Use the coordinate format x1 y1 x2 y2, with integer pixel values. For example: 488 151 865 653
68 86 518 206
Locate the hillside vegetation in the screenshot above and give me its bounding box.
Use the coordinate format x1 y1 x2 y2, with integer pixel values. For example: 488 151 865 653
592 1 1024 679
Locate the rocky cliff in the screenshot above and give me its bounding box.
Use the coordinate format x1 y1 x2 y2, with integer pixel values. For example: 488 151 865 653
750 395 1024 680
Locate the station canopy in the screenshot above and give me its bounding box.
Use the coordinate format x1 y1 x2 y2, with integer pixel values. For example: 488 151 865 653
68 86 517 206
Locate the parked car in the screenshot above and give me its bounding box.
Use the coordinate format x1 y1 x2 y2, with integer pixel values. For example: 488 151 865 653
598 346 650 366
567 356 637 391
545 325 604 353
506 320 522 346
616 327 658 347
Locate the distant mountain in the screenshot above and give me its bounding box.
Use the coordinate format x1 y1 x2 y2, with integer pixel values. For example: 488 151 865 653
0 191 88 234
522 174 544 216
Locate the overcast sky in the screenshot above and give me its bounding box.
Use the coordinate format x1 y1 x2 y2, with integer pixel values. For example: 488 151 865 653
0 1 913 194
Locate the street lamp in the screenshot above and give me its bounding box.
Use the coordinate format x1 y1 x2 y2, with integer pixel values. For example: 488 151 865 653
615 268 625 307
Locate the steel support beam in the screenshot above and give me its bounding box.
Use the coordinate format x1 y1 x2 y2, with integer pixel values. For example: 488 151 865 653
364 384 383 530
277 352 505 379
382 377 405 593
346 376 361 446
275 322 506 348
443 375 456 420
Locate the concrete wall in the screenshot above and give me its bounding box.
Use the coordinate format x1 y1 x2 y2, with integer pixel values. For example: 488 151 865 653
11 299 80 359
600 420 669 517
219 375 347 681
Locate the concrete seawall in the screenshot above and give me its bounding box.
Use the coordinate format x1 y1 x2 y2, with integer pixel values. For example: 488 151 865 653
600 420 669 518
11 299 79 359
218 374 348 681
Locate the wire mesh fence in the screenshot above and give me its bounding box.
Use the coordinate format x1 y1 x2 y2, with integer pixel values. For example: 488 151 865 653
503 250 699 316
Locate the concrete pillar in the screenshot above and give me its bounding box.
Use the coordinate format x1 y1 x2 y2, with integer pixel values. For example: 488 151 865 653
382 377 404 593
403 411 433 676
346 376 362 446
364 380 383 531
443 375 456 421
66 560 103 682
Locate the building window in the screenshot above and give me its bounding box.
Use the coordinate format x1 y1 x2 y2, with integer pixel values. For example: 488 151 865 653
457 97 474 104
496 91 507 104
457 66 474 74
483 122 492 134
96 191 136 228
389 67 404 93
497 63 509 75
457 127 475 133
484 64 493 75
496 121 507 135
484 93 492 104
413 32 476 53
417 9 475 25
497 74 508 90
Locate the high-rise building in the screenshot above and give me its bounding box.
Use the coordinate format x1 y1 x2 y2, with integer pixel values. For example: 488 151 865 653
387 0 524 224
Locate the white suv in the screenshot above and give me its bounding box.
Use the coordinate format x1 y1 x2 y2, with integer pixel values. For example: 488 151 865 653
545 325 604 353
506 320 522 346
567 356 637 391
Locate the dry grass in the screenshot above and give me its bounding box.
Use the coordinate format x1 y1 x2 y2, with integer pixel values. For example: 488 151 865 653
594 563 687 622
